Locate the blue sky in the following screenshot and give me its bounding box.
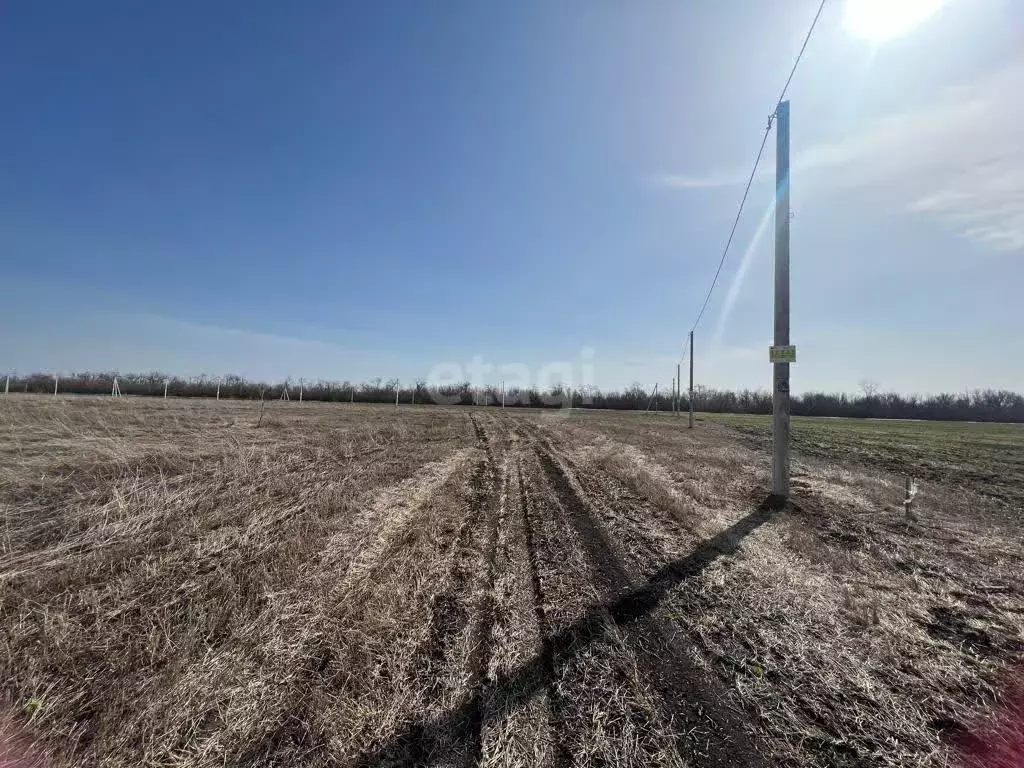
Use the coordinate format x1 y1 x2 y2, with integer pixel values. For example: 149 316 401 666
2 0 1021 394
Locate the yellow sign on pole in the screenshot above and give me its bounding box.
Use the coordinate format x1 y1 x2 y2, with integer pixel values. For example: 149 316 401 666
769 345 796 363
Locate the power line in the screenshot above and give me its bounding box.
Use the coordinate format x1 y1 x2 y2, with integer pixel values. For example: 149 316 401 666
687 124 773 340
775 0 829 112
677 337 689 366
678 0 828 367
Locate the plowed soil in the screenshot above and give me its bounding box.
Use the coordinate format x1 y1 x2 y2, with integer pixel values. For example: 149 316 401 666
2 398 1022 767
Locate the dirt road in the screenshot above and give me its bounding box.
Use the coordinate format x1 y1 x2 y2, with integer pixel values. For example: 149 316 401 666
336 412 773 767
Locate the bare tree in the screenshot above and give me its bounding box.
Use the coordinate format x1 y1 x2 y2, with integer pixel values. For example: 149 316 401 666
859 379 880 399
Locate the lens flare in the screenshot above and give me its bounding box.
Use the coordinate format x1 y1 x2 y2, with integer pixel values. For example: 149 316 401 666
843 0 943 43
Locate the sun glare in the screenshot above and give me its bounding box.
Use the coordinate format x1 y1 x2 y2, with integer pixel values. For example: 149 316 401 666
843 0 944 43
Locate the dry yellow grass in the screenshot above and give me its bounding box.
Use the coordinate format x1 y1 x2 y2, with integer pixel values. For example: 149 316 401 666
1 397 1021 767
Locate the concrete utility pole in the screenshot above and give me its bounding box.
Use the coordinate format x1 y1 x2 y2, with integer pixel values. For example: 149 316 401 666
772 100 792 499
676 363 681 416
688 331 695 429
645 383 659 413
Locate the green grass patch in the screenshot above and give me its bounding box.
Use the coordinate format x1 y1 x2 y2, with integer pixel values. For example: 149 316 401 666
706 413 1024 507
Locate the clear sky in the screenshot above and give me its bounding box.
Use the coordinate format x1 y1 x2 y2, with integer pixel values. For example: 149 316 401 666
2 0 1021 394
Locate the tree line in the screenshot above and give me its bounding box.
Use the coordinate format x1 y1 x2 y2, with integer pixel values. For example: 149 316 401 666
4 371 1023 423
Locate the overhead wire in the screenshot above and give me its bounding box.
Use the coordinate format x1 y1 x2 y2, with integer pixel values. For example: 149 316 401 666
677 0 829 368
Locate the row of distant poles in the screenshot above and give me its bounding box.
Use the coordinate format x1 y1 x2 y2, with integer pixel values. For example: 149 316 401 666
32 376 348 403
13 375 235 400
13 375 264 401
657 330 696 429
23 374 520 408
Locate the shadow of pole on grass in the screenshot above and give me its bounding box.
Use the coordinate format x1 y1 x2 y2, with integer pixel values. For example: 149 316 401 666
354 493 785 766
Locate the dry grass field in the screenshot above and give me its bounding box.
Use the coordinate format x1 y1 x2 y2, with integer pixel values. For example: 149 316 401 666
1 397 1022 767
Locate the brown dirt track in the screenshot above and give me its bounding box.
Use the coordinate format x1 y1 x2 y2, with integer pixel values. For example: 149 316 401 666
1 398 1022 767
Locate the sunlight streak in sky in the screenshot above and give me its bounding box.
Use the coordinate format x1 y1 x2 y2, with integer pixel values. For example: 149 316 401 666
843 0 944 43
712 198 775 348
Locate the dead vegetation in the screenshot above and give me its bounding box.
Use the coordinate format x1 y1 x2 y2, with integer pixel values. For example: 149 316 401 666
1 397 1022 767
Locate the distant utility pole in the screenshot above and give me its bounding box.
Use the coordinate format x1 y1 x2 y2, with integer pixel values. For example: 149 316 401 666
164 380 169 399
54 374 59 396
772 100 793 499
395 382 400 406
216 382 221 401
4 375 9 395
298 378 303 403
688 331 695 429
676 363 681 417
645 383 659 413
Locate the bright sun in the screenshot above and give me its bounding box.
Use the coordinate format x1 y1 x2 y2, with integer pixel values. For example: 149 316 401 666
843 0 944 43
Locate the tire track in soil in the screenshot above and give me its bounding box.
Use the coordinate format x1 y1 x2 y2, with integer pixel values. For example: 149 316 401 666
461 414 502 765
516 456 573 768
232 455 481 767
404 413 501 766
540 438 694 586
515 427 678 765
530 429 766 768
319 450 475 603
